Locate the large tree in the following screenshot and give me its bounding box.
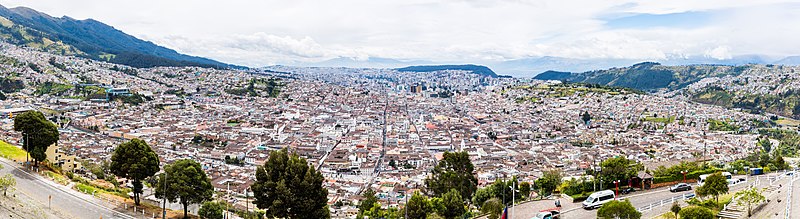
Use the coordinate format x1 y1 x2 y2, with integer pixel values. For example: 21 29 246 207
155 159 214 218
13 111 59 164
735 187 765 217
697 172 728 203
406 191 430 219
481 198 504 219
441 189 466 219
599 157 641 186
597 200 641 219
536 170 562 196
358 188 378 214
425 151 477 203
251 148 329 219
110 138 159 205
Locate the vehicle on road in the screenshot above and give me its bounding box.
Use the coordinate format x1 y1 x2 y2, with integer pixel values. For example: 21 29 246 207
582 190 615 209
786 171 795 176
620 187 635 194
698 172 731 186
670 183 692 192
531 209 560 219
750 168 764 176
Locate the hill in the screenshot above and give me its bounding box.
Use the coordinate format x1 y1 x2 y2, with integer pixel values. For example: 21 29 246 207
397 64 505 78
533 62 748 91
0 5 234 69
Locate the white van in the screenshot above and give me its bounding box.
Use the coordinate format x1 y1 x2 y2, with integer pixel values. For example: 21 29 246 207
582 190 615 209
698 172 732 186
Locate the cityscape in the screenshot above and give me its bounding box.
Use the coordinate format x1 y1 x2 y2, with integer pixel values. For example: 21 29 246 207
1 1 800 219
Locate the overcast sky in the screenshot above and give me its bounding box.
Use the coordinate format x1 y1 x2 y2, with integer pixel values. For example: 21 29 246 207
2 0 800 67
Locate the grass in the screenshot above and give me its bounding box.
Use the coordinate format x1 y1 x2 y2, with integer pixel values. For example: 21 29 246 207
43 171 70 185
0 140 27 162
776 118 800 127
643 116 676 124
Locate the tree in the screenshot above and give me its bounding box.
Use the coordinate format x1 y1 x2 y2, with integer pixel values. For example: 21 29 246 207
696 172 728 203
670 202 681 218
359 188 378 214
518 181 531 200
735 187 766 217
581 111 592 125
198 201 224 219
406 191 430 219
441 189 465 219
0 174 15 196
155 159 214 218
536 170 562 196
13 111 59 164
596 200 641 219
600 157 641 187
251 148 329 219
425 151 477 203
0 91 6 100
481 198 504 219
110 138 159 205
678 206 713 219
773 156 788 170
472 185 496 208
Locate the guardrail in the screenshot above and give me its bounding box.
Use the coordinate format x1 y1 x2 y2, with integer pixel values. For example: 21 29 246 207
637 193 694 213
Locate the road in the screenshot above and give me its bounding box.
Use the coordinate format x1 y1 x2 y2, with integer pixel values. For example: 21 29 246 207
0 158 136 219
511 173 783 219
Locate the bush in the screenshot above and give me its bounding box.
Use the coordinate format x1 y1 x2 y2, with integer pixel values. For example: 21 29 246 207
198 201 224 219
679 206 713 219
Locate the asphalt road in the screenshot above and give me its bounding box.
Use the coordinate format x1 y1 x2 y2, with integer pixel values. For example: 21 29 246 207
0 158 136 219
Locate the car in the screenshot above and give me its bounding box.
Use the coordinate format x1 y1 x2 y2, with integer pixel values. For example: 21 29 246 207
738 178 747 182
786 171 795 176
620 187 636 195
670 183 692 192
531 210 560 219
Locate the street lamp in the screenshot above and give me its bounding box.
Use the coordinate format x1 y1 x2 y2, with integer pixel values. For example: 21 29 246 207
681 170 688 184
613 180 620 200
508 179 518 219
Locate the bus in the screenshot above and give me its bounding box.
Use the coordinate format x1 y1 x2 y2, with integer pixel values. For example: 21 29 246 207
697 172 732 186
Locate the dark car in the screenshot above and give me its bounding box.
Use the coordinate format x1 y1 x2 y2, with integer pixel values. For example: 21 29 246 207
670 183 692 192
620 187 636 195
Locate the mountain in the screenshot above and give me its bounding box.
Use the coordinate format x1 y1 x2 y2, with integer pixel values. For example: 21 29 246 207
533 62 749 91
0 5 234 69
774 56 800 65
397 64 504 78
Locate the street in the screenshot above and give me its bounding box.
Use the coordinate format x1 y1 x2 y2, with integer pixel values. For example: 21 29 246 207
0 157 136 219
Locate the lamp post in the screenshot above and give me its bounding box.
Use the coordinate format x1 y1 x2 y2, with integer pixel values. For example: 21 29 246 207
509 179 518 219
162 170 168 219
681 170 688 184
613 180 620 200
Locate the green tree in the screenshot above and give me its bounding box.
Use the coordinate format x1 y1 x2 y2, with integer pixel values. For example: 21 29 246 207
518 181 531 200
110 138 159 205
0 91 6 100
0 174 15 196
198 201 224 219
13 111 59 164
481 198 504 219
536 170 562 196
581 111 592 125
406 191 430 219
600 157 641 186
359 188 378 214
696 173 728 203
441 189 465 219
670 202 681 218
251 148 329 219
735 187 766 217
472 185 496 208
678 206 713 219
773 156 788 170
596 200 641 219
155 159 214 218
425 151 477 203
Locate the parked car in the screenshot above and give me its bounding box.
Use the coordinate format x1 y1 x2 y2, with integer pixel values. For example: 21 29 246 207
620 187 636 194
670 183 692 192
531 210 560 219
582 190 615 209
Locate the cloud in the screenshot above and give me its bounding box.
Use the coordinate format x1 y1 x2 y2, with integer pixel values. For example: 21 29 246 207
1 0 800 67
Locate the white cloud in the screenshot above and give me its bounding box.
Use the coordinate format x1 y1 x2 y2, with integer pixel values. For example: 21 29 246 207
1 0 800 67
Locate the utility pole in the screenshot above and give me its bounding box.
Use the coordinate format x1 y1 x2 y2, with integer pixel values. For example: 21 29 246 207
511 180 516 219
226 182 230 219
162 171 168 219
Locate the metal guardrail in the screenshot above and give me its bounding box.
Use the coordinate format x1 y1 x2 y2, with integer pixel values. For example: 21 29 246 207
637 193 694 212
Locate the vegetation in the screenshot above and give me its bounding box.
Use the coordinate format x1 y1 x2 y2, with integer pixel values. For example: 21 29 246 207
670 202 681 218
155 159 214 218
0 174 15 196
251 148 329 219
692 87 800 119
734 187 765 217
358 188 378 215
13 111 60 164
597 200 641 219
696 173 728 203
1 78 26 93
599 157 642 188
110 138 160 205
536 170 562 197
678 206 714 219
34 82 74 96
473 177 525 208
480 198 504 219
0 140 27 161
397 65 498 77
651 161 720 184
707 118 740 132
425 151 477 203
225 78 283 98
198 201 225 219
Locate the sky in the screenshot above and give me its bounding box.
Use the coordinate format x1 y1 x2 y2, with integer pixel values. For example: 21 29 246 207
1 0 800 67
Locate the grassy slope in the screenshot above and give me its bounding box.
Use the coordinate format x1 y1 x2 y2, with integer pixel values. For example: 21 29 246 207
0 140 27 161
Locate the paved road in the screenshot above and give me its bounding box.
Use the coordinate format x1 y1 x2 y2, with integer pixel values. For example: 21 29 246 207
0 158 136 219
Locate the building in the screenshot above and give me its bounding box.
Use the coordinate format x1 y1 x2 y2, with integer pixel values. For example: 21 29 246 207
46 144 82 172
